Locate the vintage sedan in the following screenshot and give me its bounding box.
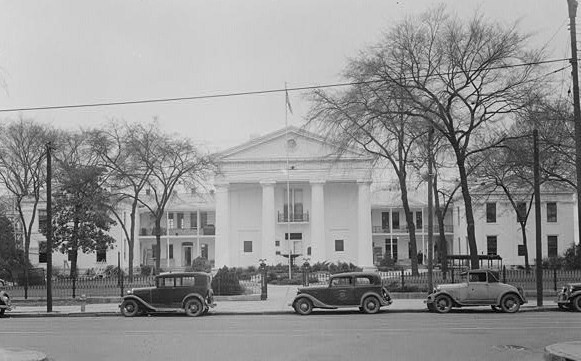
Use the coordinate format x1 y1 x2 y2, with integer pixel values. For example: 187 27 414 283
556 282 581 312
0 279 11 317
290 272 392 315
425 269 526 313
119 272 215 317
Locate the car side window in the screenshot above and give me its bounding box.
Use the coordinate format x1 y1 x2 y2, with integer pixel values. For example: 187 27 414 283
159 277 175 287
331 277 352 287
488 272 499 283
355 277 371 286
181 277 196 287
469 273 487 282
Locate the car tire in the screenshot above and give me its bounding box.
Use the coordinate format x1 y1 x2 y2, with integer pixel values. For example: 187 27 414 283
184 298 204 317
572 296 581 312
433 295 453 314
120 299 140 317
294 298 313 315
500 294 521 313
361 296 381 314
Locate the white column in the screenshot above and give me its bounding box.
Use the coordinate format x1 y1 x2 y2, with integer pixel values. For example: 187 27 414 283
310 180 326 262
357 181 374 270
261 181 276 265
214 183 230 268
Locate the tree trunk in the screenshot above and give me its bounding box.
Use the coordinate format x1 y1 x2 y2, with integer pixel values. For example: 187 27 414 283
456 152 479 270
24 241 29 299
155 217 162 272
128 201 138 281
399 178 419 276
433 176 449 279
520 224 530 271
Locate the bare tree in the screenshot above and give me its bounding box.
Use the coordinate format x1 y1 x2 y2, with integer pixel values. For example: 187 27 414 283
360 7 545 269
0 117 54 297
89 120 152 280
129 122 215 272
309 75 427 275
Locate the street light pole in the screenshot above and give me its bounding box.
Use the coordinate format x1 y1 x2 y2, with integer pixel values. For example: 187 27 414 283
567 0 581 257
46 142 53 312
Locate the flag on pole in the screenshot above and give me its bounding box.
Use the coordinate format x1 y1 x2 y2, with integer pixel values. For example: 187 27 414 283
285 88 293 115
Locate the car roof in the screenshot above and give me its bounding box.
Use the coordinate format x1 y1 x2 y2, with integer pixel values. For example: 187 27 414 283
329 272 380 279
156 272 210 278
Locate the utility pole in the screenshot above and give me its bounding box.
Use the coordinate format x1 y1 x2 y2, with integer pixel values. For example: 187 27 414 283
427 126 434 292
46 142 53 312
534 130 543 307
567 0 581 257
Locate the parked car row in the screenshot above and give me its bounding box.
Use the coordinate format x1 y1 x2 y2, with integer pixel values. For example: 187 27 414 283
113 271 580 318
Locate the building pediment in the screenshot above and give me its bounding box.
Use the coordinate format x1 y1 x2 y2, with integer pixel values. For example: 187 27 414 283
216 126 370 162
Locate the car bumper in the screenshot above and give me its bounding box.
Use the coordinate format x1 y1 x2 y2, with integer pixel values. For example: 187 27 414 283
556 293 570 305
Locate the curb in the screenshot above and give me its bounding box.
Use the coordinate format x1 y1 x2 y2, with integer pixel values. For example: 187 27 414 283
3 304 560 318
0 348 48 361
545 342 581 361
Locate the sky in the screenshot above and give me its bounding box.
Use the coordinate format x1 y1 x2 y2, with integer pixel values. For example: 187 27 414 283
0 0 573 153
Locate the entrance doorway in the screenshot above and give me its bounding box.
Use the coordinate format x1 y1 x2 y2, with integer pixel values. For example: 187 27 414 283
385 238 398 261
182 242 193 267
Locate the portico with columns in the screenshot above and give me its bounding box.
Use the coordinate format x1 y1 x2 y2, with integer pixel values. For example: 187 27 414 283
213 126 375 269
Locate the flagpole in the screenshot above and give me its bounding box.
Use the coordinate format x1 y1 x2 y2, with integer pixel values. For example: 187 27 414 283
285 83 292 279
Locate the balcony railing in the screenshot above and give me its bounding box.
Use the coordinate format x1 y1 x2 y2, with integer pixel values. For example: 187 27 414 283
277 211 310 223
139 226 215 236
372 224 454 234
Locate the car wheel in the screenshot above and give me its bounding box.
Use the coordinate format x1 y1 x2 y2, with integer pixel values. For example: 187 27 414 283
362 296 381 314
120 299 139 317
294 298 313 315
433 295 453 314
572 296 581 312
491 305 501 312
500 294 521 313
184 298 204 317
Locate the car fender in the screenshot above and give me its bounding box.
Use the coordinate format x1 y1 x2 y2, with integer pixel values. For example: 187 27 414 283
567 290 581 300
292 293 332 308
495 291 525 305
426 290 460 306
121 295 154 311
181 293 206 308
359 291 390 306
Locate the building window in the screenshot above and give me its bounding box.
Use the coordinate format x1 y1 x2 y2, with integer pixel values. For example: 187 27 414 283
243 241 253 253
486 203 496 223
486 236 497 256
516 202 527 223
285 233 302 240
518 244 526 256
307 247 311 256
168 213 174 228
275 251 281 255
335 239 344 252
201 243 208 259
283 188 304 221
39 241 47 263
200 212 208 227
177 213 184 229
169 245 174 259
547 203 557 223
392 212 400 229
38 209 48 233
96 249 107 262
190 212 197 229
548 236 558 257
275 240 280 247
381 212 390 231
416 211 423 229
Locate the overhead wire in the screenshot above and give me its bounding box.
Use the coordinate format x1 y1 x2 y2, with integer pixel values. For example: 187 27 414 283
0 58 570 113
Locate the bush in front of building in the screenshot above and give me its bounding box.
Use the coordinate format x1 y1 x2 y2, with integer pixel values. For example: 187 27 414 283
187 257 212 272
211 266 245 295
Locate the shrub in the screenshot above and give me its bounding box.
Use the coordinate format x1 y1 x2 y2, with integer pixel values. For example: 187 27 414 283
211 266 244 295
563 243 581 270
139 264 154 276
190 257 211 272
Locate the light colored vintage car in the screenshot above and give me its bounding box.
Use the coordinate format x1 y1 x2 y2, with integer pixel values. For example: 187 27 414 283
290 272 392 315
425 269 526 313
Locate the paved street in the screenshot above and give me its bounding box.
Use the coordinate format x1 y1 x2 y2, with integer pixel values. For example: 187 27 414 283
1 310 579 361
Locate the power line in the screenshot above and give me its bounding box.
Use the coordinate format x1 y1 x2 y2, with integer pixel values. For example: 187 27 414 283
0 58 569 113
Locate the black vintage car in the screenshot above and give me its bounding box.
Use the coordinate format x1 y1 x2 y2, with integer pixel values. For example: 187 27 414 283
290 272 392 315
119 272 215 317
0 279 11 317
557 282 581 312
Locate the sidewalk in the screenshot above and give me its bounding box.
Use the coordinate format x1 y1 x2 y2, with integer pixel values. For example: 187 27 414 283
5 285 560 317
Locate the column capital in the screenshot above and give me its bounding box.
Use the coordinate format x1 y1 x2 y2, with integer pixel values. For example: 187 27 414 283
260 180 277 187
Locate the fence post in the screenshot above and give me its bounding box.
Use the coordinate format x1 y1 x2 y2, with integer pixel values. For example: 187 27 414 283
259 259 267 301
553 268 557 292
401 269 405 290
502 265 507 283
